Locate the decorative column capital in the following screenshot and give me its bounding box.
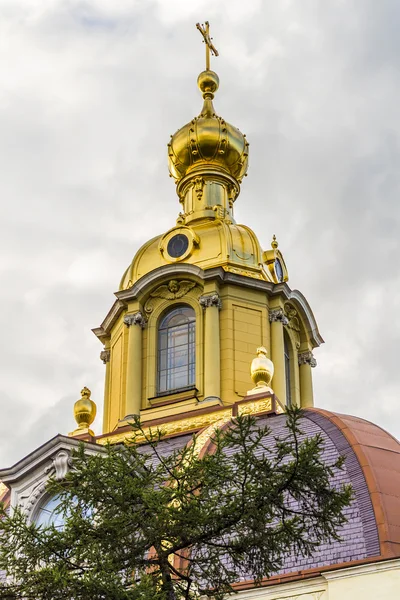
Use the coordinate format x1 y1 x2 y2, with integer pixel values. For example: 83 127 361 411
124 311 146 328
100 349 110 364
199 293 222 310
269 307 289 325
298 351 317 368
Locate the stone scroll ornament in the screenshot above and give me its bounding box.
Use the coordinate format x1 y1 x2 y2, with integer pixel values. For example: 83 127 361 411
298 350 317 368
144 280 197 314
199 293 222 309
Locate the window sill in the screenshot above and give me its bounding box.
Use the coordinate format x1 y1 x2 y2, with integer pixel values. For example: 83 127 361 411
146 387 199 408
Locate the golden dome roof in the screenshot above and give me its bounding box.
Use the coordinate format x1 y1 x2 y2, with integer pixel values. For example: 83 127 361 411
167 70 249 184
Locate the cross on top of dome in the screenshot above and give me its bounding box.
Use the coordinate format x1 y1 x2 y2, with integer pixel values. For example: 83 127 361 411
196 21 219 71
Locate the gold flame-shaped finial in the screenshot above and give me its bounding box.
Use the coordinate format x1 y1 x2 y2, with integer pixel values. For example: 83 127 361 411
271 234 278 249
247 347 274 396
69 387 97 437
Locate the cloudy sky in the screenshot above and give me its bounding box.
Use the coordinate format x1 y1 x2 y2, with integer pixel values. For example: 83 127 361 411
1 0 399 466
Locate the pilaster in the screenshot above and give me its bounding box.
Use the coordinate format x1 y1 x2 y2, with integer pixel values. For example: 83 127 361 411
124 311 146 417
269 307 288 405
298 350 317 408
100 347 111 433
199 293 222 399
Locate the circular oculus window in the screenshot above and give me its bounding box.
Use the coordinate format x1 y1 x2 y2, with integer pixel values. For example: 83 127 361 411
167 234 189 258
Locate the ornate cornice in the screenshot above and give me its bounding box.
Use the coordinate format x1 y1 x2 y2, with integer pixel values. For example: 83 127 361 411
269 307 289 325
100 349 110 364
124 311 146 328
199 293 222 309
298 351 317 368
94 264 323 348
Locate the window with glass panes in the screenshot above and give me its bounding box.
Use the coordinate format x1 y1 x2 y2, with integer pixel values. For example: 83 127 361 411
157 306 196 394
34 495 65 529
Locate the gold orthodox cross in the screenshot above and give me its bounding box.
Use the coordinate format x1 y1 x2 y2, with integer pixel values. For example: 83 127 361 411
196 21 219 70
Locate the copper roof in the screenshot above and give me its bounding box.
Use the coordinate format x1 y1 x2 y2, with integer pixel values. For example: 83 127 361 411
308 408 400 558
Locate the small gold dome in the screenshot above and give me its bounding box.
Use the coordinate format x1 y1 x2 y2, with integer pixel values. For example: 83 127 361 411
168 71 249 184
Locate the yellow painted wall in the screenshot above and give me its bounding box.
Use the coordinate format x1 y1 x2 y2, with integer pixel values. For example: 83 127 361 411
102 274 314 431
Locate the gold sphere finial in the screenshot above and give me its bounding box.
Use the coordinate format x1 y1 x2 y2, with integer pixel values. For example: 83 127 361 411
197 70 219 98
271 234 278 249
72 386 97 435
249 346 274 394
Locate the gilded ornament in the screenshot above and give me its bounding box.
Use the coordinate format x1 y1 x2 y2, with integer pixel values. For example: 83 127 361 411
144 280 197 314
168 22 249 188
196 21 219 71
191 414 232 456
222 266 264 280
238 397 272 416
194 177 204 200
70 387 96 437
248 347 274 394
98 409 232 447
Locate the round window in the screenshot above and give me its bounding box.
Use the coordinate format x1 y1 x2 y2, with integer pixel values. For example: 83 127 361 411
167 234 189 258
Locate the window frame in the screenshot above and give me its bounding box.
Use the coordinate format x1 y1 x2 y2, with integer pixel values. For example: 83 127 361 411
144 296 204 403
157 305 196 395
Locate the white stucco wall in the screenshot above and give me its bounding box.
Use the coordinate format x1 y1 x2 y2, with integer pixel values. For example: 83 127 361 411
229 558 400 600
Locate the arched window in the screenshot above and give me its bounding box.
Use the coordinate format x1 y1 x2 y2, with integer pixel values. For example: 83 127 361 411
284 332 292 407
158 306 196 394
34 495 65 529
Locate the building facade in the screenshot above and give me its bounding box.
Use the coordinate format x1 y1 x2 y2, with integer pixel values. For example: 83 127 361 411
1 30 400 599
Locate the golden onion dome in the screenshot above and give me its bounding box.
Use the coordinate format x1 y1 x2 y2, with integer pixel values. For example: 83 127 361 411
168 70 249 184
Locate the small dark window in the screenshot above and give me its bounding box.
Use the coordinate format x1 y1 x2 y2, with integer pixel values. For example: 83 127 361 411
167 234 189 258
284 333 291 407
158 306 195 394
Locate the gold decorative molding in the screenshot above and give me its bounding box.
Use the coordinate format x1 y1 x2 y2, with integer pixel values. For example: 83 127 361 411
192 414 232 455
239 396 272 416
194 176 204 200
222 266 264 280
97 409 232 447
97 394 285 447
144 280 198 314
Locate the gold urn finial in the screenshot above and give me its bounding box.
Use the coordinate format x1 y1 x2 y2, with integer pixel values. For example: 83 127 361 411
271 234 278 249
247 347 274 396
69 386 97 437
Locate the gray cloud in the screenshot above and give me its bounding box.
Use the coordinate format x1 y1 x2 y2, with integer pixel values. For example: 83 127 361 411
0 0 399 466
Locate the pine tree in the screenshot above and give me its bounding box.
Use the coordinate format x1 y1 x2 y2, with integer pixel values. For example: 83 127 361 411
0 408 352 600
